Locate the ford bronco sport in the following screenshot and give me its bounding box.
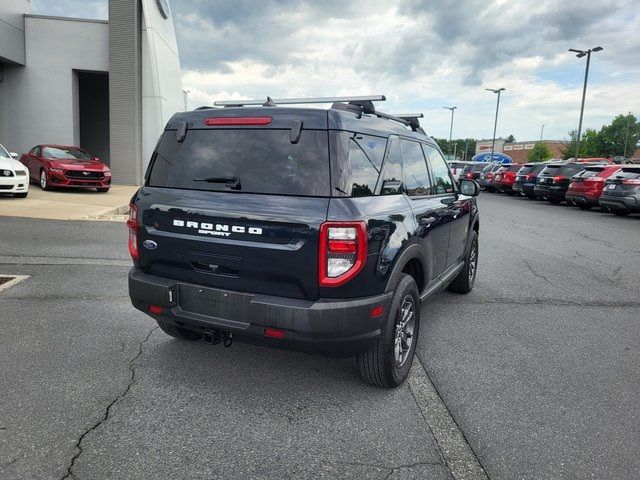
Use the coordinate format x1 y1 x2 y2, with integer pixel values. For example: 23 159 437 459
128 95 480 388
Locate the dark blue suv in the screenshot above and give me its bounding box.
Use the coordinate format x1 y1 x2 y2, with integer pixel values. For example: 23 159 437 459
127 96 480 387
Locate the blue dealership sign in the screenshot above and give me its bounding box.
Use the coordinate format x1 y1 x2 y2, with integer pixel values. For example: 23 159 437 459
472 152 513 163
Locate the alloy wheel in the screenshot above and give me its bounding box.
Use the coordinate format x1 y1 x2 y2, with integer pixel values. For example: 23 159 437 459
394 296 416 367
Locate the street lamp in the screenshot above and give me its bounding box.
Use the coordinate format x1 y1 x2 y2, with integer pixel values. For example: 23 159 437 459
569 46 603 159
537 123 546 162
443 106 457 159
623 111 632 159
486 88 505 160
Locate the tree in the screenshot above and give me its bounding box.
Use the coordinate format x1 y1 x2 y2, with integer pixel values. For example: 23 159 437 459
527 143 552 162
505 134 516 143
596 113 639 157
434 138 477 160
562 129 601 159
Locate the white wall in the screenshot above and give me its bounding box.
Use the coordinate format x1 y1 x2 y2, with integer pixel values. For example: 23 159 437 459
141 0 184 172
0 0 30 64
0 16 108 156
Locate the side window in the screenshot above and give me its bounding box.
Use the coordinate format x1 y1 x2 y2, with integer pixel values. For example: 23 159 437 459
401 140 432 197
380 137 403 195
347 138 380 197
33 146 41 157
423 144 455 194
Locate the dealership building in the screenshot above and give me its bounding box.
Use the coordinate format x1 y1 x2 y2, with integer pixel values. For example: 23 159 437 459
476 138 568 163
0 0 184 184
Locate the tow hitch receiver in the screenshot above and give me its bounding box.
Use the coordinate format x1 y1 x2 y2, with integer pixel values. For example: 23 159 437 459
203 330 233 347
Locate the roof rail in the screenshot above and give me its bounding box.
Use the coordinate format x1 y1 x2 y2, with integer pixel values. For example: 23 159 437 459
214 95 386 107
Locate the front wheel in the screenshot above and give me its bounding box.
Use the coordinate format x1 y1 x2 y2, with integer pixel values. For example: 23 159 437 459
448 230 478 294
40 169 50 191
357 274 420 388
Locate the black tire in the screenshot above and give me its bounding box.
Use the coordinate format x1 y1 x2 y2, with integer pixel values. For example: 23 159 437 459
97 187 110 193
549 198 562 204
526 194 537 200
357 274 420 388
156 319 202 340
14 192 28 198
578 204 591 210
613 210 629 216
448 230 478 294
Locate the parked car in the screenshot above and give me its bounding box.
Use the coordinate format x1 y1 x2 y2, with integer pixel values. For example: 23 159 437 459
565 165 621 210
19 145 111 192
448 161 473 181
462 162 491 182
0 143 29 198
478 163 505 192
535 162 594 204
495 163 524 195
512 163 550 199
599 166 640 216
128 96 481 388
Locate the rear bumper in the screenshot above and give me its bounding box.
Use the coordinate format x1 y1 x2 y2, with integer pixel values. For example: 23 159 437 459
513 181 536 195
599 195 640 213
129 268 392 356
566 193 600 207
534 184 565 200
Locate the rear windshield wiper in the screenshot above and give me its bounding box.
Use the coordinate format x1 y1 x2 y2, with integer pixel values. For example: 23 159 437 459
193 176 241 190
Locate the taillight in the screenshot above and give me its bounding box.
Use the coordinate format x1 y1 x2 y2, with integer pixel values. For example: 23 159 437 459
319 221 367 287
525 173 534 181
466 172 473 179
553 176 563 183
623 178 640 185
127 204 139 261
585 177 604 182
487 173 494 179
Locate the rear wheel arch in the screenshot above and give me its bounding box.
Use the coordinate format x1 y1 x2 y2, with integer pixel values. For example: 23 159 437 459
385 244 429 295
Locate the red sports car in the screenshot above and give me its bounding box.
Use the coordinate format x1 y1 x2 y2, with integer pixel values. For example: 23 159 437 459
20 145 111 192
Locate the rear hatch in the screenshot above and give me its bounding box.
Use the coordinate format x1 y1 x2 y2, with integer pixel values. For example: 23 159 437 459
603 167 640 197
137 114 330 301
537 164 564 185
568 166 606 193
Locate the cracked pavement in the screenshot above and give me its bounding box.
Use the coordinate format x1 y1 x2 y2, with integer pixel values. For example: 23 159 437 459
1 194 639 479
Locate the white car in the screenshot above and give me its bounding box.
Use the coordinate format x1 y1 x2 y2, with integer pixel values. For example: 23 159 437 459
0 144 29 198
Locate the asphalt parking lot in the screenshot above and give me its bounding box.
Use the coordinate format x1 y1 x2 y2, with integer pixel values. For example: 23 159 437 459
1 193 638 479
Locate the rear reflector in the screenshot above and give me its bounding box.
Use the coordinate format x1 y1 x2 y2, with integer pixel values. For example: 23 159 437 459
204 117 272 126
371 305 384 318
148 304 163 315
264 327 286 339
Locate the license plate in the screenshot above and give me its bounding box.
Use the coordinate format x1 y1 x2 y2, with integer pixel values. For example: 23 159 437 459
178 284 241 319
607 184 616 190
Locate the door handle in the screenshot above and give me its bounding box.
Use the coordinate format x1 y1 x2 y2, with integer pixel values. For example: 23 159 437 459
420 216 437 227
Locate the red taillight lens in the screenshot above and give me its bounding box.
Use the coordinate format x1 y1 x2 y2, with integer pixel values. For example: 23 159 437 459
148 304 163 315
466 172 473 178
319 221 367 287
204 117 272 126
585 177 604 182
371 305 385 318
128 204 139 261
623 178 640 185
525 173 534 181
553 176 563 183
264 327 286 339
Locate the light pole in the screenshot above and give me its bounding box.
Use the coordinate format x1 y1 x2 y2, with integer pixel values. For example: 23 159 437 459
486 88 505 160
537 123 546 162
569 46 603 159
443 106 457 160
623 111 632 159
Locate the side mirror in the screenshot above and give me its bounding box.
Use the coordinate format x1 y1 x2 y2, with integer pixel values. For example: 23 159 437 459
459 179 480 196
10 152 18 159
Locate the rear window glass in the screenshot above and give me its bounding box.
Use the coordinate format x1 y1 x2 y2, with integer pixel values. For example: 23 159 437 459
533 164 549 173
507 164 522 172
539 165 563 175
574 167 604 178
148 129 330 196
612 169 640 180
330 132 386 197
473 163 489 172
462 164 475 173
559 164 587 177
517 165 535 174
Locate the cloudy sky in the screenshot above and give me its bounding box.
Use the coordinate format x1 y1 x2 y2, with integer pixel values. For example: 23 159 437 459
32 0 640 141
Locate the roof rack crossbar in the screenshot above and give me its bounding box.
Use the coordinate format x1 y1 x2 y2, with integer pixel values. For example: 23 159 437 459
214 95 386 107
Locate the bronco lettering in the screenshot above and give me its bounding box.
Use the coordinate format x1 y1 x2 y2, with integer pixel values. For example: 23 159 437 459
172 219 263 235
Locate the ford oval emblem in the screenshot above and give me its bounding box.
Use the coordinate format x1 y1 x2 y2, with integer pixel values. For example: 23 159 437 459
143 240 158 250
